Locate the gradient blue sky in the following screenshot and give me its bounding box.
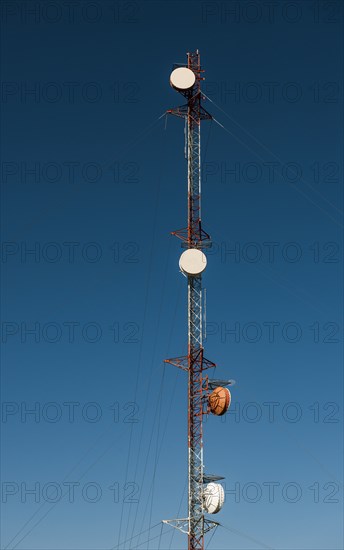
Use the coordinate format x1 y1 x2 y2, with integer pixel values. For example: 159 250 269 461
1 1 343 549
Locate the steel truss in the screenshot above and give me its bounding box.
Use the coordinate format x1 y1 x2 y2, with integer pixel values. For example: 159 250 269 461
164 51 217 550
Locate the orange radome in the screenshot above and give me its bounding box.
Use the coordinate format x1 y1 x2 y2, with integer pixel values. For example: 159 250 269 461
209 387 231 416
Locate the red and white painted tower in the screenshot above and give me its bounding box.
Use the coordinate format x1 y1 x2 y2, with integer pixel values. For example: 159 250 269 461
163 51 233 550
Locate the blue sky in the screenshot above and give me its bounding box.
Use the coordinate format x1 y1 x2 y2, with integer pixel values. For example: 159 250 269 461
1 1 343 549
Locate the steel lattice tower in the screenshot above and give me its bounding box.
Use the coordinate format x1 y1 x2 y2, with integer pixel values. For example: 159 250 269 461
163 51 223 550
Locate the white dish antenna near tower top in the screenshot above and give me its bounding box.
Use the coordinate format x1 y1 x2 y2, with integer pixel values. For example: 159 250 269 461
203 483 225 514
170 67 196 90
179 249 207 276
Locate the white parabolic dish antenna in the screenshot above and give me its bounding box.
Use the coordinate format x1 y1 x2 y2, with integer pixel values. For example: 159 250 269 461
179 249 207 276
203 483 225 514
170 67 196 90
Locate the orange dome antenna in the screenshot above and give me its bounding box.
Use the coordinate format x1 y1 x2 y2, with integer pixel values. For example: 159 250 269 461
208 387 231 416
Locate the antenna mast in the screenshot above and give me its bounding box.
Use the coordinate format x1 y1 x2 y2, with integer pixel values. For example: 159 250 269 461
163 51 232 550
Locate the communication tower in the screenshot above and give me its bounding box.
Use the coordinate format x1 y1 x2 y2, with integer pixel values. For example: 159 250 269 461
163 51 234 550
